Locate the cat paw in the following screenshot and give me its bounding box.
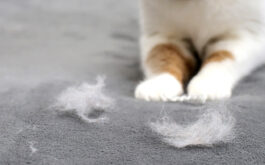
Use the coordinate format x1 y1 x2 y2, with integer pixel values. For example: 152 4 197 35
187 74 232 101
135 73 183 101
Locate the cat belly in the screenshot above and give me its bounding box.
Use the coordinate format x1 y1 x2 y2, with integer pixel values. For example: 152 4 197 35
141 0 265 53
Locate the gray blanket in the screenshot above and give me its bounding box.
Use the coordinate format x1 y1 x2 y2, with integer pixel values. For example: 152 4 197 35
0 0 265 164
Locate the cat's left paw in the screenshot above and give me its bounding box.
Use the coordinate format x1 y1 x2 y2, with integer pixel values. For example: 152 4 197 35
187 74 232 101
135 73 183 102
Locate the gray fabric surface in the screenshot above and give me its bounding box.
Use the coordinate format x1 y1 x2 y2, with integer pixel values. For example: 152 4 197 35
0 0 265 164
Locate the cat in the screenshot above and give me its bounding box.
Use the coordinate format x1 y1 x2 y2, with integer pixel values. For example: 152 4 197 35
135 0 265 101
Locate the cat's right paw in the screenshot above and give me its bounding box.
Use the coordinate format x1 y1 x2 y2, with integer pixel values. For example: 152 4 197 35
187 72 232 101
135 73 183 101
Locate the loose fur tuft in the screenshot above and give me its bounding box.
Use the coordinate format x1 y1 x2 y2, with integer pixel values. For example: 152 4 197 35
149 103 235 148
54 76 115 123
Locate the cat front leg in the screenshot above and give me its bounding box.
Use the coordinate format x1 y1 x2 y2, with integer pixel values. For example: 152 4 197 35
135 34 196 101
188 33 265 101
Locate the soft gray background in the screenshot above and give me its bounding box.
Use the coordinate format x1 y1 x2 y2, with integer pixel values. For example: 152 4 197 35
0 0 265 164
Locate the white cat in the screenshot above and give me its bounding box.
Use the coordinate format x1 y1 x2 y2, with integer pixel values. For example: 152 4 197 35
135 0 265 101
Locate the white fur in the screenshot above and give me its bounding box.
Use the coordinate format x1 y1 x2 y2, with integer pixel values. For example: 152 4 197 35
150 103 235 148
137 0 265 101
135 73 183 101
54 77 114 123
29 141 38 155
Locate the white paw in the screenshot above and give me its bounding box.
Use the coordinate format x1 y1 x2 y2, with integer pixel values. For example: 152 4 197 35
187 73 233 101
135 73 183 101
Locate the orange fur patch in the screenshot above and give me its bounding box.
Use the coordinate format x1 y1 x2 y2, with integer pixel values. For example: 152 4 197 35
203 51 234 66
146 44 196 83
